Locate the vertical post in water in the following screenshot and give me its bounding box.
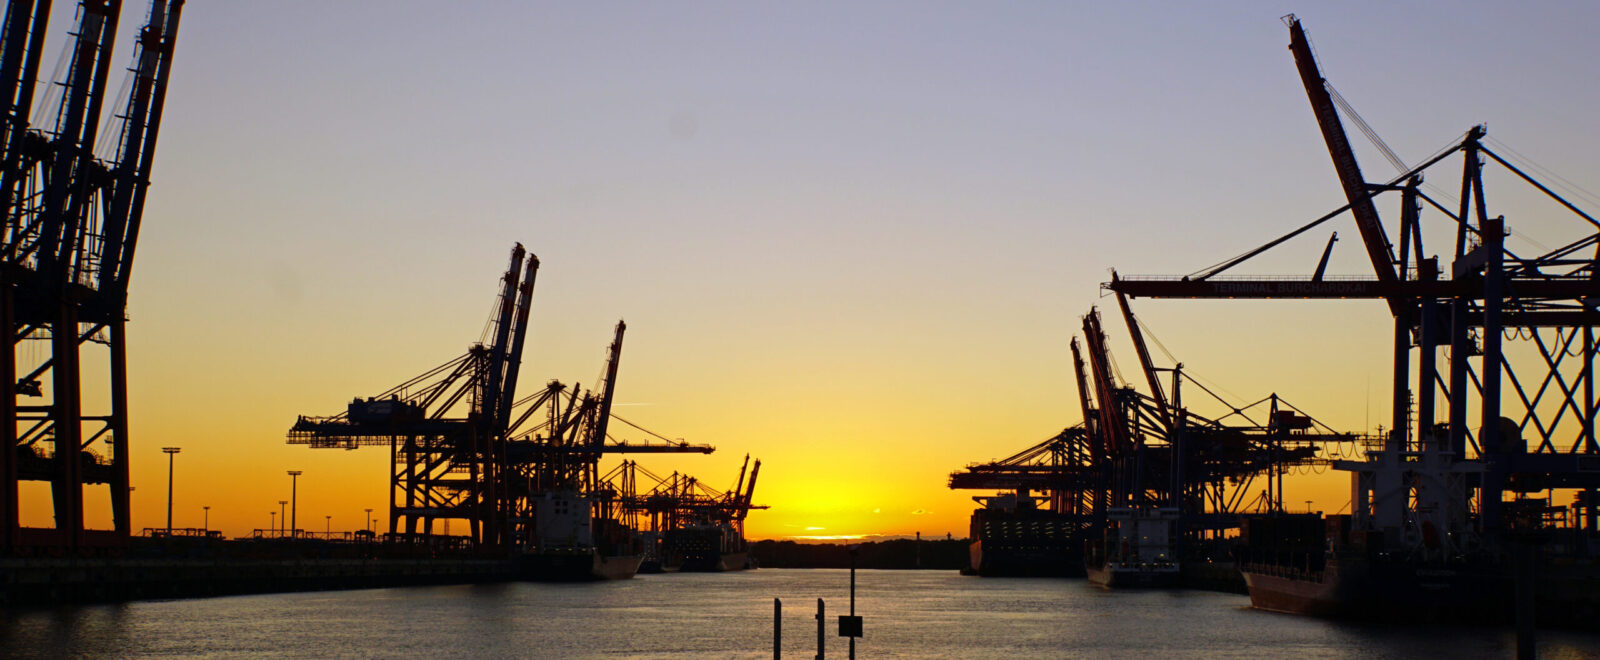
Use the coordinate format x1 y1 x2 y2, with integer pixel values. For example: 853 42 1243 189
1515 536 1537 660
815 598 825 660
774 598 781 659
849 549 857 660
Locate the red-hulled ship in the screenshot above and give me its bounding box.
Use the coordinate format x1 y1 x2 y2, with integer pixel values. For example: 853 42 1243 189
1238 434 1511 622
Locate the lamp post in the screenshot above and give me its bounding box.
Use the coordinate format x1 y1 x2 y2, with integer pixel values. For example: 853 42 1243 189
287 470 302 538
162 447 180 535
278 500 287 537
269 511 276 535
365 508 374 533
325 515 331 535
203 505 210 532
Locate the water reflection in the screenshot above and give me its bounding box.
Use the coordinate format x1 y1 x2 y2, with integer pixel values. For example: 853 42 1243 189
2 570 1598 658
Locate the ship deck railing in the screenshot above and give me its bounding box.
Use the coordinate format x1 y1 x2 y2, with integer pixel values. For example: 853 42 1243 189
1239 560 1326 584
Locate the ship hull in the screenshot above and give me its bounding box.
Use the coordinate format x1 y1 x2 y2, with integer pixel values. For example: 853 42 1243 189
518 552 642 581
1241 559 1510 622
966 502 1091 578
1086 563 1180 589
1240 566 1348 618
667 550 750 572
968 539 1084 577
662 526 750 572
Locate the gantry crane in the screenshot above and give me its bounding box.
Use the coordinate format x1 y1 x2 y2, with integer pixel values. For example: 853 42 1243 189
2 0 184 553
1107 15 1600 549
289 244 539 546
603 455 764 570
289 246 712 552
948 303 1349 576
1077 305 1345 537
608 456 764 538
500 320 714 548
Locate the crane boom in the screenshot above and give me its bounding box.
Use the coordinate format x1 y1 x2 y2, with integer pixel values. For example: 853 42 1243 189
739 459 760 519
588 320 626 448
732 454 749 501
1286 15 1402 315
497 253 539 432
1113 280 1170 428
1082 309 1131 456
102 0 185 298
481 244 525 434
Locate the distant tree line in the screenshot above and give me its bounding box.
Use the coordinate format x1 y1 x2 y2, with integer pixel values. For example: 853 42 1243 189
751 538 968 570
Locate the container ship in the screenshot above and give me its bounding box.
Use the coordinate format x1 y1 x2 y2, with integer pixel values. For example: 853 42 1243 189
1084 507 1180 588
661 523 751 572
1238 432 1512 622
622 456 764 573
965 492 1085 577
519 489 643 581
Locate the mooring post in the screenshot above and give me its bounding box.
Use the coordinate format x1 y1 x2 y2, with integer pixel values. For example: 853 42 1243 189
815 598 825 660
1515 536 1537 660
774 597 782 659
849 549 857 660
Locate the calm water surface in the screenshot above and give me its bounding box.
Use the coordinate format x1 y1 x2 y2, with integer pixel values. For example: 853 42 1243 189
4 569 1600 658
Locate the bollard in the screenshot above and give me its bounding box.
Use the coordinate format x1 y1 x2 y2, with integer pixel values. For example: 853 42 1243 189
815 598 825 660
774 598 782 659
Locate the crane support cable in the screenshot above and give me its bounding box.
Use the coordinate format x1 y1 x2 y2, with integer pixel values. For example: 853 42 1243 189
1190 203 1351 280
1271 398 1351 436
1325 83 1475 213
1134 315 1180 366
1181 375 1260 426
1486 137 1600 210
1326 81 1407 174
1188 137 1469 281
610 410 682 445
1480 147 1600 230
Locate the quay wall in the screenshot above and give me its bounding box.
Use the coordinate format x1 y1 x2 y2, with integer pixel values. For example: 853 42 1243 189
0 557 516 607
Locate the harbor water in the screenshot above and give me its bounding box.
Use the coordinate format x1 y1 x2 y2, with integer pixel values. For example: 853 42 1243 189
4 569 1600 658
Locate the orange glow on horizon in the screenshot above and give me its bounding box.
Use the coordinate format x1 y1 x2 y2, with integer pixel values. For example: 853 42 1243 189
17 5 1579 546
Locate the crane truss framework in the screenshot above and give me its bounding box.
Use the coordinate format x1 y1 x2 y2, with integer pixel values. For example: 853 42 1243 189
950 337 1353 546
287 248 713 551
598 457 764 541
2 0 184 554
1106 16 1600 538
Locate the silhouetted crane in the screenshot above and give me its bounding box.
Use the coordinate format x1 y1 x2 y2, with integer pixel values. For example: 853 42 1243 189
2 0 185 554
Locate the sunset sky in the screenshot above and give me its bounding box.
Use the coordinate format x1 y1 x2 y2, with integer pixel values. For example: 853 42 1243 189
20 1 1600 540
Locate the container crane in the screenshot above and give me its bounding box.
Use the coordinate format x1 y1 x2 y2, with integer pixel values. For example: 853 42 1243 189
2 0 184 554
1105 16 1600 553
288 244 539 547
603 456 766 572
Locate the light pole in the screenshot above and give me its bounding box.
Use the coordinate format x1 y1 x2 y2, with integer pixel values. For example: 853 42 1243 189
287 470 302 538
269 511 276 535
162 447 180 535
325 515 331 535
278 500 287 537
365 508 374 533
203 505 210 532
